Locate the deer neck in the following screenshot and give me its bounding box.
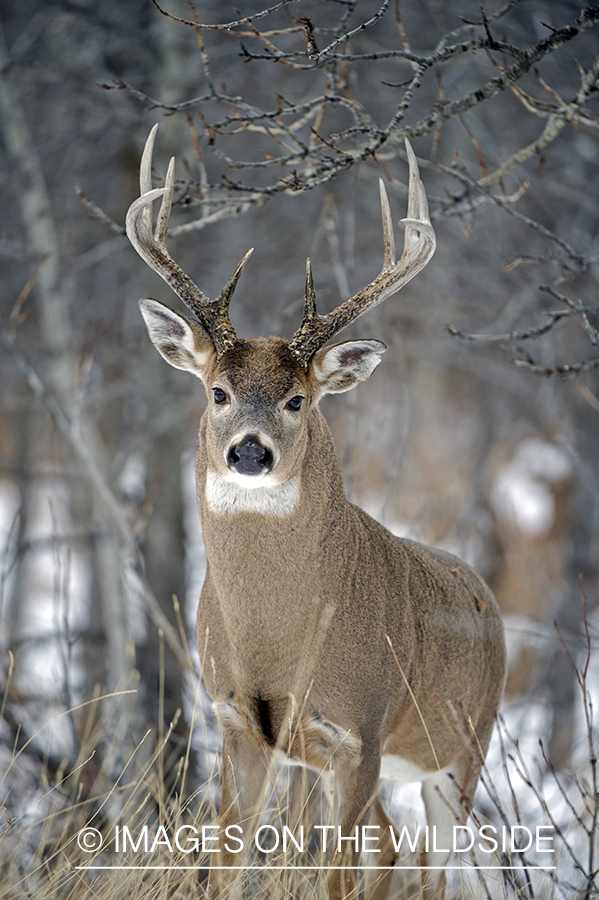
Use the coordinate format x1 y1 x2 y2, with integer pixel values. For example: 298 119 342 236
196 407 348 590
196 408 352 697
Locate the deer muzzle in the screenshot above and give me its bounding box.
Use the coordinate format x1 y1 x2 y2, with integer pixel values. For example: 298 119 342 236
227 434 274 477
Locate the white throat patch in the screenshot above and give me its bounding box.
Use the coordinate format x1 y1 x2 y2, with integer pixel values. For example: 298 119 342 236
205 472 300 518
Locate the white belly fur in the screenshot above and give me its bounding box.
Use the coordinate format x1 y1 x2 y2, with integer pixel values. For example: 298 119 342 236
380 754 430 783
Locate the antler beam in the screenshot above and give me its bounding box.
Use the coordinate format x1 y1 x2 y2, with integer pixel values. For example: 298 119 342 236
126 124 253 356
289 141 436 366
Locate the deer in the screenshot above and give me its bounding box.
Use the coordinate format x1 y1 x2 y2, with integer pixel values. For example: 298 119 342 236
126 124 506 900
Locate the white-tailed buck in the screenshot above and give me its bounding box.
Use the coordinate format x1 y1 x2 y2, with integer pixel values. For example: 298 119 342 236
127 125 505 900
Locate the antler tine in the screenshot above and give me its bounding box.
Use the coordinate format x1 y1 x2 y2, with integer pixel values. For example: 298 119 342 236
126 126 249 356
284 259 326 364
404 139 424 223
218 247 254 315
154 155 175 249
138 123 157 239
289 140 436 366
402 139 433 254
139 125 175 250
379 180 395 272
304 258 317 316
140 123 157 195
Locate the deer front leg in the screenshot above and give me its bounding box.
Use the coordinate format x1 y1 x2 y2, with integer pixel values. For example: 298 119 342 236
325 749 381 900
363 793 401 900
208 730 270 899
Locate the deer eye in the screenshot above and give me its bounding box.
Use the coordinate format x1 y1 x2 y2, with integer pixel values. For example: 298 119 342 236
213 387 228 405
286 395 304 411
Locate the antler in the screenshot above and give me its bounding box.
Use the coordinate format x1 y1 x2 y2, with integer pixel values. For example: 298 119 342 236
289 141 436 366
125 124 253 356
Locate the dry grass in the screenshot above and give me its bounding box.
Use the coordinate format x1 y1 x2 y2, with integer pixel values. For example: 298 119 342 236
1 606 597 900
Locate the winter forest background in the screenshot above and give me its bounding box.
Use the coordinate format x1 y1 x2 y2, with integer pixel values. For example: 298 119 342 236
0 1 598 897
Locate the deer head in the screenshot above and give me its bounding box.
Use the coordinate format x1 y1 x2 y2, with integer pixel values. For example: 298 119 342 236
126 125 435 495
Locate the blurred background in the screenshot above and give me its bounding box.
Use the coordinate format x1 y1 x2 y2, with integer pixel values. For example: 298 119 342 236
0 0 598 896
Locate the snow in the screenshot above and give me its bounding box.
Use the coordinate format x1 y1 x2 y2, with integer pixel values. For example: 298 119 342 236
491 438 572 538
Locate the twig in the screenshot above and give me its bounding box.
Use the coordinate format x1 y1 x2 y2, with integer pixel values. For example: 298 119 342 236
150 0 301 31
311 0 390 62
446 308 598 344
514 357 599 377
75 186 125 235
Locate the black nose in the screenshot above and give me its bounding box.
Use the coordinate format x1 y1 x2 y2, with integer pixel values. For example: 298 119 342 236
227 434 273 476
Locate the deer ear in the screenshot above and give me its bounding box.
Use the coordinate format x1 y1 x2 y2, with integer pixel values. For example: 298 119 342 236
311 340 387 395
139 299 216 380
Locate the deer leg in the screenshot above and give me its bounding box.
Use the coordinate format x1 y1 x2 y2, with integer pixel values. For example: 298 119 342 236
419 707 497 900
420 763 473 900
363 789 424 900
208 730 270 899
325 750 381 900
286 764 323 864
363 791 400 900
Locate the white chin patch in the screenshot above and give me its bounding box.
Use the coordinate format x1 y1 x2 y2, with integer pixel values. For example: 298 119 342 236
223 470 278 489
206 471 300 517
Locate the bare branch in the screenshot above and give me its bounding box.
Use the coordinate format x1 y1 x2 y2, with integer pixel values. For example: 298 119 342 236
445 164 586 264
76 186 125 235
446 307 599 344
311 0 391 62
514 357 599 377
150 0 301 32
